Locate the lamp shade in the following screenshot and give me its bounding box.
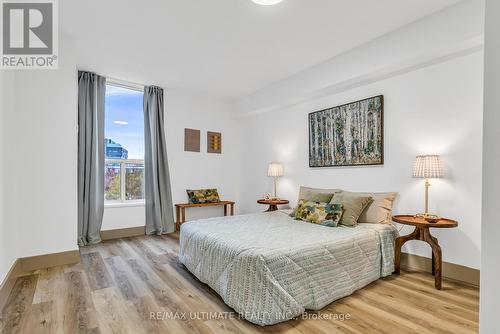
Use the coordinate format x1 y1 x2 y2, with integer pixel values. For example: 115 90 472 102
267 163 284 177
412 155 444 178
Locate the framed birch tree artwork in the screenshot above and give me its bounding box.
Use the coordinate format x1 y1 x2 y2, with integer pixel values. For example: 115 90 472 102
309 95 384 167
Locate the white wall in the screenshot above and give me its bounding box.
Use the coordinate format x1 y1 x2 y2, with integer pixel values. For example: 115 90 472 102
480 0 500 331
1 36 79 275
0 71 5 281
165 90 240 221
0 70 14 284
101 90 240 230
0 71 24 285
238 51 483 269
101 205 146 231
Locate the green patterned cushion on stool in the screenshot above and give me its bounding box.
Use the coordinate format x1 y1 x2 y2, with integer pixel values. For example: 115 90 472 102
186 189 220 204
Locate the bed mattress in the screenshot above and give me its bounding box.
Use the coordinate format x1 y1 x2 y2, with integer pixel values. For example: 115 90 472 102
178 211 397 325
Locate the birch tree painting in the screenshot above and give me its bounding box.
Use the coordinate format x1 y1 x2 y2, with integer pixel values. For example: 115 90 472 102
309 95 383 167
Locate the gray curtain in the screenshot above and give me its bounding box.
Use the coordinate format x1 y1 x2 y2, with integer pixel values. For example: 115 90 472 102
144 86 175 234
77 71 106 246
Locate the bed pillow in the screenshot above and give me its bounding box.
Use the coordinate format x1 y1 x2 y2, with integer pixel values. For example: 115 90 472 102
298 186 342 202
186 189 220 204
290 186 342 217
354 191 398 224
294 200 343 227
330 192 372 226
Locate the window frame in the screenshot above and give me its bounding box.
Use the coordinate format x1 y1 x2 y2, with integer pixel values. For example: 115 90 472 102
104 80 145 207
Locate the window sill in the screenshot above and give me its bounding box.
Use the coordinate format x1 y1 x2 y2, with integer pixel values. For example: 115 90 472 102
105 201 145 208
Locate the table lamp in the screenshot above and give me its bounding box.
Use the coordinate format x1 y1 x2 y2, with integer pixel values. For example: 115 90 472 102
267 162 284 199
412 154 444 220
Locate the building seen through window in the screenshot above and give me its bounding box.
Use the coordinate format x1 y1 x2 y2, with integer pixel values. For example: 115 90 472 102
105 138 128 159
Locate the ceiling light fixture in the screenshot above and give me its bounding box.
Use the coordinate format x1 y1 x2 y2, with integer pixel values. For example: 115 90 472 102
114 120 129 125
252 0 284 6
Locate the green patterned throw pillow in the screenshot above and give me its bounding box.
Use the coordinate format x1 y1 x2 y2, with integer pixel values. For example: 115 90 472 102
186 189 220 204
294 200 343 227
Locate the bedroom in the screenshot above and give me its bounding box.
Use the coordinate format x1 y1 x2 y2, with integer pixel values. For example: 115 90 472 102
0 0 499 333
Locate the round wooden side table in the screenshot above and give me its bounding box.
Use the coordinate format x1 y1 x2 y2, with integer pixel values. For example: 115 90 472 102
257 199 289 212
392 215 458 290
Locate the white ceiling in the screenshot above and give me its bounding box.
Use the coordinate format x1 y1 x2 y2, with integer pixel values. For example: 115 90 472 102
62 0 462 100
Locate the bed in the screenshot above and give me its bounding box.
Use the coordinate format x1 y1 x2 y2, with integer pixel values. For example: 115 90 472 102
179 210 398 326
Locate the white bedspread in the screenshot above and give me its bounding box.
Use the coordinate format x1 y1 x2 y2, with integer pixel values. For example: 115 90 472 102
178 211 397 326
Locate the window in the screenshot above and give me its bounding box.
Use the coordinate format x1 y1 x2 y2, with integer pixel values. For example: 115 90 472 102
104 83 145 203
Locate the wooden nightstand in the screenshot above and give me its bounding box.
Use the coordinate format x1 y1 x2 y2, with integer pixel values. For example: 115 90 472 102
257 199 289 212
392 215 458 290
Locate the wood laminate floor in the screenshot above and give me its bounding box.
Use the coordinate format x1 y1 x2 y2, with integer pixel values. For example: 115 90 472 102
0 233 479 334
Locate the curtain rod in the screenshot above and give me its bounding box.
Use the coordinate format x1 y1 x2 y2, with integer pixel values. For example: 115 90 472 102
77 68 149 91
107 77 146 92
